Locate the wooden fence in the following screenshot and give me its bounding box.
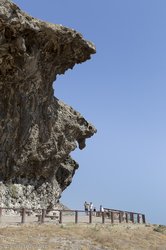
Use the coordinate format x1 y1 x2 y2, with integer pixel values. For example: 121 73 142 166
103 207 146 224
0 207 146 225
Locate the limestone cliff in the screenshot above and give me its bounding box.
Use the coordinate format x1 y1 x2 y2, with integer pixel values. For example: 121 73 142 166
0 0 96 209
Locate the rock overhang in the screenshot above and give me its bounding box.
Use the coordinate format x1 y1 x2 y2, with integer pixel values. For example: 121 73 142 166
0 0 96 209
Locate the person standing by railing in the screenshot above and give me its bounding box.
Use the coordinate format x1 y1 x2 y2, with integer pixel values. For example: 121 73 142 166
100 205 104 216
84 201 89 215
89 202 93 212
100 205 104 212
93 207 96 216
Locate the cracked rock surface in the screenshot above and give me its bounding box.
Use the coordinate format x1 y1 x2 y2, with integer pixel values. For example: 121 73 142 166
0 0 96 209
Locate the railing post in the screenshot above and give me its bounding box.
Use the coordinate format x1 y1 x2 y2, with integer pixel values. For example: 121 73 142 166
89 210 92 224
137 214 140 223
102 212 105 224
75 211 78 224
0 207 2 223
142 214 146 224
119 212 122 223
111 211 114 224
41 209 46 223
21 208 26 224
59 211 62 224
131 213 134 223
125 213 129 223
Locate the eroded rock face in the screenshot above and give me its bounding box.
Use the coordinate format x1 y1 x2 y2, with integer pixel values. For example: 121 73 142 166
0 0 96 209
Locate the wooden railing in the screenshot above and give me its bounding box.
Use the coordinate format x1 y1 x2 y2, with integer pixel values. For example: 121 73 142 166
0 207 146 225
104 207 146 224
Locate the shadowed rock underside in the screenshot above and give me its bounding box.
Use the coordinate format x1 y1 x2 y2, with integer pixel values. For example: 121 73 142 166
0 0 96 209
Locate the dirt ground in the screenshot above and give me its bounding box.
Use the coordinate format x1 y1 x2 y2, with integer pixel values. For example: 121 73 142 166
0 222 166 250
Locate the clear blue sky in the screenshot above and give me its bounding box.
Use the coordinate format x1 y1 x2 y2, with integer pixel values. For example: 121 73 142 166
13 0 166 225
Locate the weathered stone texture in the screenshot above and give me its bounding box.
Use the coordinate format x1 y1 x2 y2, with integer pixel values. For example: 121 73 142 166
0 0 96 209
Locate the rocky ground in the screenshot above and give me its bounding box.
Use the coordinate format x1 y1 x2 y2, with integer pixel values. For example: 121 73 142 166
0 222 166 249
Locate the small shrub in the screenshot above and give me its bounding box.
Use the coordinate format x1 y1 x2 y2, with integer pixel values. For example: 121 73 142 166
153 225 166 234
